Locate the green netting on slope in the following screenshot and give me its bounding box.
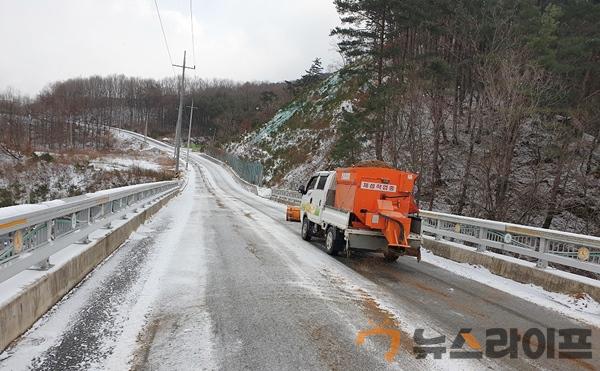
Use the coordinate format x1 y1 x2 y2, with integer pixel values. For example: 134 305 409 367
206 147 264 186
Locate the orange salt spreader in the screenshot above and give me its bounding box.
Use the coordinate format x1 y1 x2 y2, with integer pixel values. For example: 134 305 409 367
334 166 420 258
287 165 422 260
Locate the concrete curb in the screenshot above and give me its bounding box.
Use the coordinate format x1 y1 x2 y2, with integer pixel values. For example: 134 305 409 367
423 238 600 303
0 190 179 353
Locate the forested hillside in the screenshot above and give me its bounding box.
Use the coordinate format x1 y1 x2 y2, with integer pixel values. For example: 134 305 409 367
0 75 292 207
0 76 291 154
232 0 600 236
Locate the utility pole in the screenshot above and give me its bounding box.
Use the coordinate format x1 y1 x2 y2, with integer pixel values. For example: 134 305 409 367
68 115 73 148
185 100 199 170
144 116 148 146
172 50 195 173
28 114 33 149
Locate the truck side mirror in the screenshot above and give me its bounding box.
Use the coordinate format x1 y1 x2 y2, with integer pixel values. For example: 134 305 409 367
298 185 306 194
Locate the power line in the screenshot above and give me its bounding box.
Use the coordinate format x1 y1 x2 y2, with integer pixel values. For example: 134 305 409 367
189 0 197 67
153 0 176 76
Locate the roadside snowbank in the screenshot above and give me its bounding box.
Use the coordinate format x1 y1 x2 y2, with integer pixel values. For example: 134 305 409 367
421 248 600 327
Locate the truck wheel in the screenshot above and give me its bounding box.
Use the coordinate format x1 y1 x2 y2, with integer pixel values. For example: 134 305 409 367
325 227 342 256
301 217 312 241
383 251 400 262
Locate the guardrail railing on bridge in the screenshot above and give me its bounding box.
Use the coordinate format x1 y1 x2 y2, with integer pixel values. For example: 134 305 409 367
0 180 180 283
269 188 600 276
420 210 600 276
270 188 302 205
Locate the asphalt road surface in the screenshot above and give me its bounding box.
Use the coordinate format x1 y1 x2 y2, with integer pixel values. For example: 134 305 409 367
1 142 598 370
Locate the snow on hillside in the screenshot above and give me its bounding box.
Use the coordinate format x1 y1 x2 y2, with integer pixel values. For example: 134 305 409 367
230 71 357 185
227 67 600 237
90 156 163 172
0 135 175 207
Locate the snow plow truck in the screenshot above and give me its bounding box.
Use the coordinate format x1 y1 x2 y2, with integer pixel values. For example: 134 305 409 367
287 165 422 262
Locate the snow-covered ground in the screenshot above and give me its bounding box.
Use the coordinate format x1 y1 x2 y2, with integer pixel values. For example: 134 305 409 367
0 132 175 206
420 245 600 327
89 155 164 172
229 71 355 185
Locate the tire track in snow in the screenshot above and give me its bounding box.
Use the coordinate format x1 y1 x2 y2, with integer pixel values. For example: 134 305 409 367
28 227 169 371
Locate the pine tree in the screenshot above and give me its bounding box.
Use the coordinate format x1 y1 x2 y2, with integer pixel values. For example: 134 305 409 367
331 0 395 159
305 58 323 77
300 58 325 86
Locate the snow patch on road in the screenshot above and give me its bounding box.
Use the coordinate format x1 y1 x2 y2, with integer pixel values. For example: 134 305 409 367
102 166 215 370
421 248 600 327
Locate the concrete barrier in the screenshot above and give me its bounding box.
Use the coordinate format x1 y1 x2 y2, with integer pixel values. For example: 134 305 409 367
0 191 178 352
423 238 600 303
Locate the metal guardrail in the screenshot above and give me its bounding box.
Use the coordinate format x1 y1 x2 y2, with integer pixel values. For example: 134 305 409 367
269 188 600 276
420 210 600 276
270 188 301 204
0 180 180 283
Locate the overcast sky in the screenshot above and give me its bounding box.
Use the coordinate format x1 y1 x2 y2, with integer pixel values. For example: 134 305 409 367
0 0 342 96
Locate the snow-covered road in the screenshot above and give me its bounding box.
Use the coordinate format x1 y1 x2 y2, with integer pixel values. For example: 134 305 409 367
1 137 599 370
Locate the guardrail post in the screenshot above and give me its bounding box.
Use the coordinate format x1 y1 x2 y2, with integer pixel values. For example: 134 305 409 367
46 220 53 267
536 238 548 269
29 221 54 271
434 219 441 241
133 194 140 212
13 229 23 254
78 208 92 244
477 227 487 252
46 220 52 242
102 203 113 229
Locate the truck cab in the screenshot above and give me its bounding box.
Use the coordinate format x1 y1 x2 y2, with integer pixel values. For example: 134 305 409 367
298 171 334 224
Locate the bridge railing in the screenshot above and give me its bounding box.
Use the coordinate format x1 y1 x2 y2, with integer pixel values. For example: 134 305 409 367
0 180 180 283
270 188 302 205
269 188 600 276
420 210 600 276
